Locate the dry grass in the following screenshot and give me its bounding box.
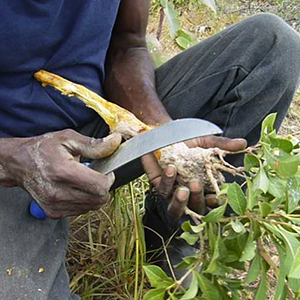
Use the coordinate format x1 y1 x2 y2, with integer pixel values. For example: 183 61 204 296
67 1 300 299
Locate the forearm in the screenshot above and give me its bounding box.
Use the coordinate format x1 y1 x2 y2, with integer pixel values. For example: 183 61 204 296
104 47 171 126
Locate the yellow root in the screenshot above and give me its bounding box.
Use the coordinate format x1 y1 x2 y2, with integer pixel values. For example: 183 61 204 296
34 70 151 138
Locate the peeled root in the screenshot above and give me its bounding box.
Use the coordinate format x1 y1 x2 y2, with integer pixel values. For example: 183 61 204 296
34 70 151 139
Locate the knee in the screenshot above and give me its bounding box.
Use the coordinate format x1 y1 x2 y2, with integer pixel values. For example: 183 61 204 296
244 14 300 71
246 13 300 50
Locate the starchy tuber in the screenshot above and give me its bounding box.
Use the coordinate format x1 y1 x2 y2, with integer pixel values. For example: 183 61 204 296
34 70 243 197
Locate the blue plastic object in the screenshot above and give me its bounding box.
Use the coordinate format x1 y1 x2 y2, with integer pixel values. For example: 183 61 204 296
30 201 48 220
30 162 91 220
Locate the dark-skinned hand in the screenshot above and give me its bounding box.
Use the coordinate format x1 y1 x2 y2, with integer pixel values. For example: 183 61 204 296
5 129 122 219
142 135 247 219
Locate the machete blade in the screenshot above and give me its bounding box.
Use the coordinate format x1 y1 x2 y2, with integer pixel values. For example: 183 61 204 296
89 118 222 174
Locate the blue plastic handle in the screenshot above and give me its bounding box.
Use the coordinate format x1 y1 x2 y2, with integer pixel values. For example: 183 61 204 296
30 162 91 220
30 201 48 220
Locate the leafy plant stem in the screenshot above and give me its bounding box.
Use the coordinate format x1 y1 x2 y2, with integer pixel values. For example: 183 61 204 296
129 182 141 299
257 238 294 299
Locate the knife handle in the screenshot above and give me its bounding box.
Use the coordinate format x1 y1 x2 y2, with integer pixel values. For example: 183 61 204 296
29 162 91 220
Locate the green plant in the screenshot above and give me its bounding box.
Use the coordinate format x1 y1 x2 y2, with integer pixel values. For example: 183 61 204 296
144 113 300 299
150 0 216 52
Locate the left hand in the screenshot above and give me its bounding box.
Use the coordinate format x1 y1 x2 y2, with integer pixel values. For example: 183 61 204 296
142 153 205 218
142 135 247 219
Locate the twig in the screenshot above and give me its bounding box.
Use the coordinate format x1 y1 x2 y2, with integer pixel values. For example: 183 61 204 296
214 163 246 178
143 226 177 281
206 163 220 194
184 207 202 224
156 8 165 40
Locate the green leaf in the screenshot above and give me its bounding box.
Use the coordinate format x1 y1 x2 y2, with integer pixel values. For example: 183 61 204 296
259 202 272 217
244 154 260 172
268 175 287 199
289 278 300 294
143 265 169 288
198 0 217 12
143 288 166 300
273 241 288 300
269 135 294 153
219 183 230 196
176 36 191 50
175 29 197 50
181 221 192 232
175 255 198 270
254 259 268 300
260 113 277 142
191 223 206 234
277 153 300 178
287 177 300 213
181 272 198 300
179 232 199 246
245 253 261 284
231 220 246 234
285 216 300 225
253 166 269 194
163 2 180 39
289 247 300 279
196 273 221 299
204 230 221 274
265 145 300 177
246 179 259 210
227 183 247 215
240 233 256 262
202 203 226 222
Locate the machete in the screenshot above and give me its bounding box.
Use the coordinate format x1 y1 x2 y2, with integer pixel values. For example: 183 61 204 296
89 118 222 174
30 118 222 219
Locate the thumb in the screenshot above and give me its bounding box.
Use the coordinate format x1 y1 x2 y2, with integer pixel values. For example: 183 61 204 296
62 131 122 159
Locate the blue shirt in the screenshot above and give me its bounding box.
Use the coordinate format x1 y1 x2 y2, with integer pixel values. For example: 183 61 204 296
0 0 121 137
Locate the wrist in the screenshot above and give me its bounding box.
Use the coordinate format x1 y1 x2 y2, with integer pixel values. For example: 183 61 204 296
0 137 27 187
142 108 172 127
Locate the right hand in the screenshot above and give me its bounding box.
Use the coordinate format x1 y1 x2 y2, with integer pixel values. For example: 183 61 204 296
5 129 122 219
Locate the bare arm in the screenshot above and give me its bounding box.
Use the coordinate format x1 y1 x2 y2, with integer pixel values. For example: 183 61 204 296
104 0 171 126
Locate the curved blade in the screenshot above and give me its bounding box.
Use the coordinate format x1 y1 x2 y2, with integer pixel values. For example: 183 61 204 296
90 118 222 174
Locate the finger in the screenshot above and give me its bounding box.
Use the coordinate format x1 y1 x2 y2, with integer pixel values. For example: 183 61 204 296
59 161 115 196
167 187 189 219
188 180 205 215
187 135 247 151
62 130 122 159
157 164 177 198
205 194 219 208
68 185 111 205
46 206 93 219
141 153 162 187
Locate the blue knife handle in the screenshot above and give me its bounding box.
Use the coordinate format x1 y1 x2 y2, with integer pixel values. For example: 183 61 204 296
30 162 91 220
30 201 48 220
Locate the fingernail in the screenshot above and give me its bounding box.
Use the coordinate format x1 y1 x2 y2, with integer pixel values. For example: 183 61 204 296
106 172 115 187
166 164 176 177
103 133 117 142
205 194 219 208
177 187 189 201
190 179 201 192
